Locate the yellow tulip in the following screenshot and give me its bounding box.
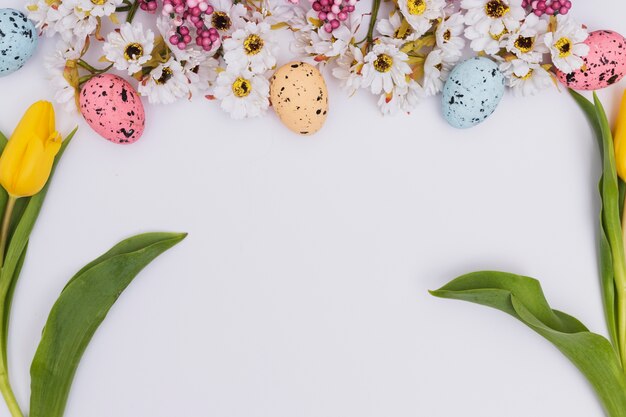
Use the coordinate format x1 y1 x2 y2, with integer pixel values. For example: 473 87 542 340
615 90 626 182
0 101 62 198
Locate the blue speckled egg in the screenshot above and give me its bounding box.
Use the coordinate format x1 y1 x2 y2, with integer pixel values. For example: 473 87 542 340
0 8 38 77
442 57 505 129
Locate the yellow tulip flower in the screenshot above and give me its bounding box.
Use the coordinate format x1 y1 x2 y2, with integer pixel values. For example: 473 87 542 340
0 101 62 198
615 90 626 182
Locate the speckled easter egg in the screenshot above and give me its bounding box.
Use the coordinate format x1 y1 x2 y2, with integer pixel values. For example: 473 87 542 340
79 74 145 145
557 30 626 90
270 62 328 135
0 9 37 77
442 57 505 129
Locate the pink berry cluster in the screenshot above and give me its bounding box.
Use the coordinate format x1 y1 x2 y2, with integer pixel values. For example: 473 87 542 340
138 0 158 13
521 0 572 16
162 0 221 52
311 0 358 33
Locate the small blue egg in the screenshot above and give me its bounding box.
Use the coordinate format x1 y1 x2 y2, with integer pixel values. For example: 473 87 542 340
0 8 38 77
442 57 505 129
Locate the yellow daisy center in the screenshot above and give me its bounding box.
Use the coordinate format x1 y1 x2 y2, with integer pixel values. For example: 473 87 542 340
514 69 534 80
514 36 534 53
484 0 510 18
91 0 107 5
373 54 393 73
243 34 264 56
124 43 144 60
406 0 426 16
232 77 252 98
490 28 508 41
555 37 572 57
212 11 232 31
155 67 173 85
443 29 451 41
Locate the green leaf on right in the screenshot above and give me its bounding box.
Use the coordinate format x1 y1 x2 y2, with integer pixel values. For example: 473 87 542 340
431 271 626 417
29 232 187 417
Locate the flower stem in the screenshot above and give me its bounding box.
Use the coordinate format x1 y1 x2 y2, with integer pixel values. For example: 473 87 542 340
0 197 16 269
76 59 99 74
126 0 140 23
78 63 114 86
366 0 382 45
0 372 23 417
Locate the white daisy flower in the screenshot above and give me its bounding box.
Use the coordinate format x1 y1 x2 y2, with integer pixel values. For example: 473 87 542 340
464 19 507 55
378 80 425 115
398 0 445 38
50 70 78 113
376 11 419 45
422 48 454 96
401 79 425 112
361 42 411 95
214 69 270 119
76 0 123 17
48 1 98 42
139 58 190 104
435 12 466 59
45 39 85 70
332 45 364 96
461 0 526 36
544 14 589 74
185 58 219 98
500 59 553 96
260 1 306 28
204 0 247 35
293 11 361 59
103 23 155 75
504 13 549 62
26 0 61 35
223 21 278 74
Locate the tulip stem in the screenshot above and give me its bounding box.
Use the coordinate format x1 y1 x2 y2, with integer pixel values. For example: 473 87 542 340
0 371 23 417
0 197 16 269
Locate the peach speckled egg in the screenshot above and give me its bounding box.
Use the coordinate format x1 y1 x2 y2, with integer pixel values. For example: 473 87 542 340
79 74 145 144
557 30 626 91
270 62 328 135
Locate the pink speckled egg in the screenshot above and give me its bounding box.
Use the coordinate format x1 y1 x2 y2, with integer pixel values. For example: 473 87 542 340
557 30 626 91
79 74 145 144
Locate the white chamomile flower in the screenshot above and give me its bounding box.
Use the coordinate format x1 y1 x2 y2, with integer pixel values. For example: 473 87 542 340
77 0 123 17
398 0 445 38
332 45 364 96
103 23 155 75
504 13 549 62
544 14 589 74
260 1 306 28
204 0 247 35
223 21 278 74
48 1 98 42
500 59 553 96
139 58 190 104
461 0 525 36
422 48 454 96
376 11 419 45
214 69 270 119
361 42 411 95
378 80 425 115
436 12 466 59
302 12 361 58
50 71 78 113
45 39 85 70
26 0 61 35
185 58 219 98
464 18 507 55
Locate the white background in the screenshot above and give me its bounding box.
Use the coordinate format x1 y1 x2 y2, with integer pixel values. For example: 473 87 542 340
1 0 626 416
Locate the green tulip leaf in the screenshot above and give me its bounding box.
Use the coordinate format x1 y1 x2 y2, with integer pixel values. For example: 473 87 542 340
431 271 626 417
29 232 187 417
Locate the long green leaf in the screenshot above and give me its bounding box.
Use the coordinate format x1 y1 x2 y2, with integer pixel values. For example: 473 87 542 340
570 90 621 353
29 232 187 417
431 271 626 417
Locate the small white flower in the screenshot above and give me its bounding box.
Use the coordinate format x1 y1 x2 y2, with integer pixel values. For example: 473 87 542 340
139 58 190 104
500 59 553 96
76 0 123 17
50 70 78 113
544 14 589 73
214 68 270 119
462 0 525 36
261 1 306 28
464 18 507 55
435 13 466 59
26 0 60 35
361 42 412 94
104 23 155 75
185 58 219 98
376 11 419 45
504 13 549 62
398 0 445 38
295 11 361 59
422 48 454 96
378 80 424 115
332 45 364 96
45 39 85 70
48 1 98 42
223 21 278 74
204 0 247 35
